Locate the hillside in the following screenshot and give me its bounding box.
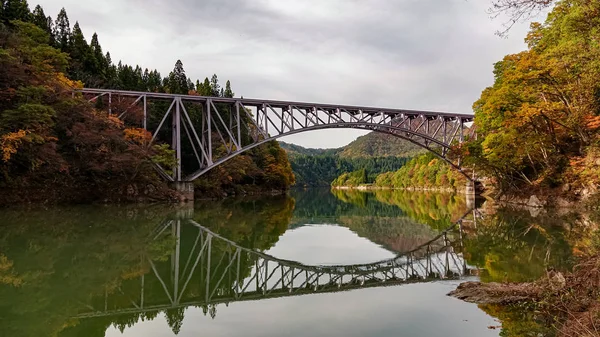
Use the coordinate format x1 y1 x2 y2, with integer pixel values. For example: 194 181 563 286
278 142 338 158
280 132 425 159
279 132 420 186
338 133 424 158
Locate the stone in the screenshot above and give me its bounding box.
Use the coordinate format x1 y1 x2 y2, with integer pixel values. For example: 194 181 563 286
528 195 544 208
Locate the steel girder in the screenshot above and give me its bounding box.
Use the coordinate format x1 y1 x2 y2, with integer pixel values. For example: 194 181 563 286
78 88 475 182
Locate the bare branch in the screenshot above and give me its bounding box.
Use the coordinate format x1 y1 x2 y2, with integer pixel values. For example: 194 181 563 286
489 0 554 37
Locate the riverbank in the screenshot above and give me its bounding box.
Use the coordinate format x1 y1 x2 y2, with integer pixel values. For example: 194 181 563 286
331 185 457 193
449 255 600 337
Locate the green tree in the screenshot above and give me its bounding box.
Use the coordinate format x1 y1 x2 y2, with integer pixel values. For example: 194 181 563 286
165 59 189 94
224 80 234 98
3 0 30 22
31 4 51 35
53 7 70 51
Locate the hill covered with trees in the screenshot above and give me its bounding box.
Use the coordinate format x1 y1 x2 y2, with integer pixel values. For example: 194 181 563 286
0 3 294 203
279 132 416 187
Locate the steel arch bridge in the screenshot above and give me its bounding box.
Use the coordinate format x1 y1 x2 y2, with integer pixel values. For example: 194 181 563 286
79 89 475 182
75 214 474 320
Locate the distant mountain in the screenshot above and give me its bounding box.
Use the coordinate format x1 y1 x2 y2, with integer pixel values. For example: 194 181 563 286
278 142 338 158
279 132 424 159
337 132 424 158
279 132 421 187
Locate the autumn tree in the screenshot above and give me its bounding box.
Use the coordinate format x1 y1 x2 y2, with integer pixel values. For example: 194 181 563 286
462 0 600 192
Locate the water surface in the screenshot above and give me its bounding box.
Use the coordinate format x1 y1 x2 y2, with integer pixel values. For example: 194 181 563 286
0 189 591 336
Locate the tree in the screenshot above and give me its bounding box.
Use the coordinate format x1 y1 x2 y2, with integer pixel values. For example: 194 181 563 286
53 7 70 51
90 32 107 72
31 5 50 34
223 80 234 98
165 60 188 94
3 0 31 22
462 0 600 192
210 74 220 97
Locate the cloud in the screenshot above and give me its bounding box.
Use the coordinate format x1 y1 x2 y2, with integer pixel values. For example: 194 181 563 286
35 0 534 148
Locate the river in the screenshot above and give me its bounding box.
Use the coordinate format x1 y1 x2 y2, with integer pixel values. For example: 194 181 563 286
0 189 593 336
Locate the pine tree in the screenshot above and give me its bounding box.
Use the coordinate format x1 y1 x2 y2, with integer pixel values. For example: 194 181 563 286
90 33 107 70
31 5 49 33
3 0 31 21
53 8 70 51
224 80 234 98
201 77 211 96
210 74 220 97
166 60 189 94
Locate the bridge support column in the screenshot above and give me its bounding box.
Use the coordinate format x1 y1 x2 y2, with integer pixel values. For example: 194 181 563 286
171 181 194 202
466 180 483 209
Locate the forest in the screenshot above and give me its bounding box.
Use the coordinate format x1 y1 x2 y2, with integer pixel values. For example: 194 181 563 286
374 153 467 191
0 2 294 203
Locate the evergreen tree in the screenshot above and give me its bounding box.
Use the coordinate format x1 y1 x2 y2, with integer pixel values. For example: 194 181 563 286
31 5 50 34
90 32 107 72
53 7 70 51
3 0 31 22
200 77 211 96
165 60 189 94
224 80 234 98
210 74 220 97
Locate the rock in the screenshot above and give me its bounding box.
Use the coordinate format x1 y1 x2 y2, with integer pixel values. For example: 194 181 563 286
448 281 538 305
556 197 573 208
562 183 571 192
528 195 545 208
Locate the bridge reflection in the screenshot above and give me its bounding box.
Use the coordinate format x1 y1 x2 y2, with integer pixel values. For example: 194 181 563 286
76 213 475 320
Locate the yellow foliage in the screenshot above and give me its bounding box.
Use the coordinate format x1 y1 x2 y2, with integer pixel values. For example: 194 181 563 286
1 130 28 162
124 128 152 146
107 115 124 128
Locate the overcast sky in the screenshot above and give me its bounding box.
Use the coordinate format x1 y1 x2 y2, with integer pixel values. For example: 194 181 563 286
36 0 535 148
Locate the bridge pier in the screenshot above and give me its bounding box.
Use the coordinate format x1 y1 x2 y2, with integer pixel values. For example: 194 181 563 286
466 180 483 209
171 181 195 202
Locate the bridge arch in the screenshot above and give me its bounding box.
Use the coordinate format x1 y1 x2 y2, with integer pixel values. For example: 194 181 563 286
187 123 465 181
78 89 475 182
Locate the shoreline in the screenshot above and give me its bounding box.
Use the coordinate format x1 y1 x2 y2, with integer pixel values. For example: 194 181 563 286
330 185 458 193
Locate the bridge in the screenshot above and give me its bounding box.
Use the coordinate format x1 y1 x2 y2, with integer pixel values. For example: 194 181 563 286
74 214 473 321
78 89 475 188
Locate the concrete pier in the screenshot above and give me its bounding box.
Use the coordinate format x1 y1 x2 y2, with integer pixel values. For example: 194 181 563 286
171 181 195 202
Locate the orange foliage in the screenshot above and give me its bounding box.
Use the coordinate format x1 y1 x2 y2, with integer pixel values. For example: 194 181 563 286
1 130 28 162
124 128 152 146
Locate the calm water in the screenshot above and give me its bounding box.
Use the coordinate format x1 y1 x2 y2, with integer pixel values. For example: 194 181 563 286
0 189 591 337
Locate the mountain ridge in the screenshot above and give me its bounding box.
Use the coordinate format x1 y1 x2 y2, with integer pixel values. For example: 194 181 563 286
279 132 424 158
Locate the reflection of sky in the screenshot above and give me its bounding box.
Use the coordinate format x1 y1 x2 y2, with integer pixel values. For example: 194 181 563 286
265 225 395 265
105 225 499 337
105 281 498 337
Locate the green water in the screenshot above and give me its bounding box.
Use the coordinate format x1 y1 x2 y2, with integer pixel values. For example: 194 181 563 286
0 189 591 336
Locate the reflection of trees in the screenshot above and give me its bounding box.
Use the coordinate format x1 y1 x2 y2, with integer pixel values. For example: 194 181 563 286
463 209 577 283
0 197 295 337
370 189 468 230
0 206 175 337
60 196 295 336
292 189 466 254
463 209 600 336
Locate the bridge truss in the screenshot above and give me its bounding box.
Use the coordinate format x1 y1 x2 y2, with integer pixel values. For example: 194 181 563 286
78 89 475 182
